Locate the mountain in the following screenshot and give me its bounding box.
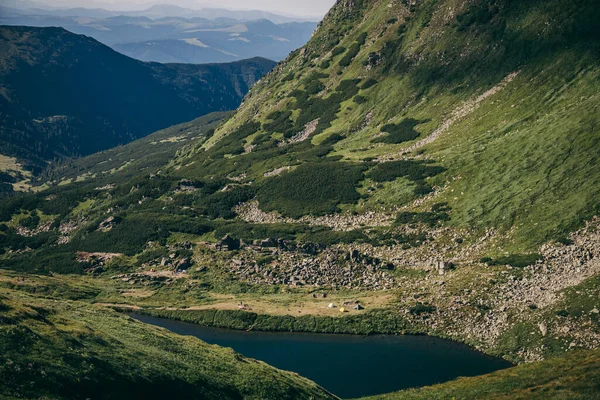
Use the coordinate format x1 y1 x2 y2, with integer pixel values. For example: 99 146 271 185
130 4 311 23
1 0 600 397
196 0 600 249
0 10 318 63
0 25 275 185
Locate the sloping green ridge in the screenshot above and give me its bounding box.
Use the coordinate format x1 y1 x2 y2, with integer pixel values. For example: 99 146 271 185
360 349 600 400
177 0 599 250
0 289 335 400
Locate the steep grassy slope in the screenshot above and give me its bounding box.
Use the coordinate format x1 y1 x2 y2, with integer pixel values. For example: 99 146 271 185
40 112 230 186
0 286 334 400
0 25 275 185
361 349 600 400
180 0 600 250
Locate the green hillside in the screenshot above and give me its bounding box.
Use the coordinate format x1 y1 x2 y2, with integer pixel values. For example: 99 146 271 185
361 349 600 400
182 0 600 250
0 284 335 400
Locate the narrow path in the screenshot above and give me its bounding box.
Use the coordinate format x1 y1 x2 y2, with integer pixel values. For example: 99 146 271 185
380 71 520 161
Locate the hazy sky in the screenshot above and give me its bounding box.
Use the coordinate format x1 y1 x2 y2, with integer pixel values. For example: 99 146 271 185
33 0 337 17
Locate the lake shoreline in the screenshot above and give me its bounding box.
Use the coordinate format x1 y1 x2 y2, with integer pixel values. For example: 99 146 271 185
116 306 516 364
131 312 514 398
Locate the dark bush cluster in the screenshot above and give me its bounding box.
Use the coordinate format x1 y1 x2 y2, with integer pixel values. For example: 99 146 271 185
395 203 451 228
454 2 499 31
372 118 428 144
409 303 437 315
291 79 362 136
2 250 87 275
338 32 368 67
332 46 346 57
367 159 446 196
257 162 366 218
361 79 378 90
480 253 542 268
263 110 295 138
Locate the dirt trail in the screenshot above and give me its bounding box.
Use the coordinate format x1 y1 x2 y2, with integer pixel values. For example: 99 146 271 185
380 71 520 161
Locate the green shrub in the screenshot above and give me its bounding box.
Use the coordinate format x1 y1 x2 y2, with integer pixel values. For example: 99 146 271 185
368 159 445 184
354 95 367 104
291 79 361 136
337 79 361 98
338 32 367 67
373 118 427 144
137 248 170 264
409 303 437 315
2 250 87 275
202 186 256 220
395 211 450 227
332 46 346 57
69 214 173 256
361 79 378 90
257 162 366 218
263 110 294 137
20 212 40 230
211 122 260 157
281 72 295 82
339 43 361 67
556 309 570 317
305 80 325 95
454 2 499 31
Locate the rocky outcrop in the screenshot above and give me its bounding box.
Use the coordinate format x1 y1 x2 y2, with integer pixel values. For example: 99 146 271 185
225 247 396 290
234 200 394 231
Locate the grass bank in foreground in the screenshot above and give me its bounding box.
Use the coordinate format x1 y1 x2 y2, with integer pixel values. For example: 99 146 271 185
0 288 335 400
360 350 600 400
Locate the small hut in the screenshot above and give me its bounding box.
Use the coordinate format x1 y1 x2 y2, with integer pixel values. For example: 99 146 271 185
354 304 364 311
328 303 336 309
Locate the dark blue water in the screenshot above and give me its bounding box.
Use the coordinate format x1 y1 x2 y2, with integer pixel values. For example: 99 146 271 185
132 314 512 398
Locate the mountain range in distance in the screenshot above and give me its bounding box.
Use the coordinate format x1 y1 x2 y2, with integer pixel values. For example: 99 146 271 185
0 5 318 63
0 2 320 23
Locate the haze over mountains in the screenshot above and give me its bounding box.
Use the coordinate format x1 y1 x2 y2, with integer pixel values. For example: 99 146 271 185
1 0 333 19
0 5 318 64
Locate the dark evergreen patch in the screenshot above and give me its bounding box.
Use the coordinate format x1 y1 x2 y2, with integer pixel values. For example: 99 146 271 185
481 254 542 268
372 118 428 144
395 203 452 228
263 111 295 138
367 159 445 196
354 95 367 104
338 32 368 67
257 162 367 218
361 78 378 90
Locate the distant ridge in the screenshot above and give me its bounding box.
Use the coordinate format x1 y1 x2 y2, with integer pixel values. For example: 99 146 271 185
0 25 276 180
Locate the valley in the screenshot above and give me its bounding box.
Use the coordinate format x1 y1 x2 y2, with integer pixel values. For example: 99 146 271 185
0 26 275 190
